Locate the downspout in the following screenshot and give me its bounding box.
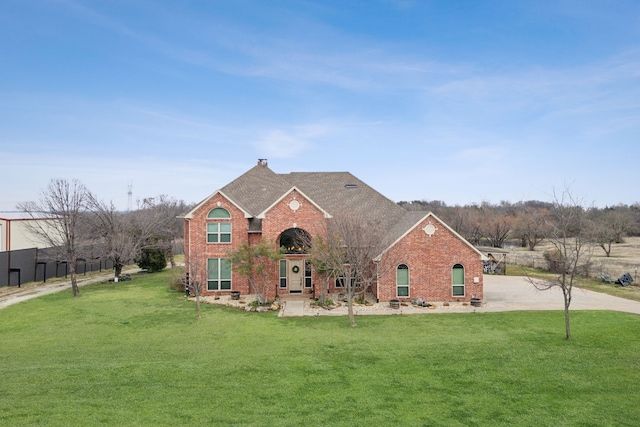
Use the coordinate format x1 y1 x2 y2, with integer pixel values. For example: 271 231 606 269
375 261 380 303
6 219 11 286
187 218 191 274
6 218 11 251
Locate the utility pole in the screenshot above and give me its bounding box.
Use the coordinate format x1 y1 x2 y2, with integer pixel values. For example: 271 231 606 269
127 181 133 212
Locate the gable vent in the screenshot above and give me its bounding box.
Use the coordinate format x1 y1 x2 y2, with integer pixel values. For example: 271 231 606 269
345 184 358 189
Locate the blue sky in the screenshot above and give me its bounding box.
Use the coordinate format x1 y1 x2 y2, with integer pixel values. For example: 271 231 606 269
2 0 639 211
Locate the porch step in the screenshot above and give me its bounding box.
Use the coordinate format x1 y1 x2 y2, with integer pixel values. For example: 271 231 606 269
280 300 305 317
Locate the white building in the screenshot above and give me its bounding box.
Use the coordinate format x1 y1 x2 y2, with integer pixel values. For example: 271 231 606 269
0 212 59 252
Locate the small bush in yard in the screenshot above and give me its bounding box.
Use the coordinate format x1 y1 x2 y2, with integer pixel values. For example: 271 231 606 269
543 249 563 273
136 248 167 272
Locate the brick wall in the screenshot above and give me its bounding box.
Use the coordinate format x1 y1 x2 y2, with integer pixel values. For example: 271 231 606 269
185 190 329 299
377 215 484 303
184 193 483 303
184 193 251 296
260 190 327 300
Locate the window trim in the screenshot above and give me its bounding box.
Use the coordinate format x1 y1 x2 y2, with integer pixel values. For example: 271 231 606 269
207 258 232 291
452 263 465 297
279 259 287 288
396 264 409 297
304 260 312 288
207 222 232 244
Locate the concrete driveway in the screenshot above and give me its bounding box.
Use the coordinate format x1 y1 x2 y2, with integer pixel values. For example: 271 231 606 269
483 275 640 315
279 275 640 317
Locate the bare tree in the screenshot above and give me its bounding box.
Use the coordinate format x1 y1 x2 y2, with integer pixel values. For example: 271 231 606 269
481 207 513 248
226 239 284 304
185 253 206 319
17 179 91 297
513 206 550 251
305 231 345 307
588 208 633 257
307 213 387 327
86 197 138 278
528 189 592 340
461 205 484 246
134 195 188 267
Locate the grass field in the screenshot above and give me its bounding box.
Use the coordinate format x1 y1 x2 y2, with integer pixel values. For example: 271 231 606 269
1 270 639 426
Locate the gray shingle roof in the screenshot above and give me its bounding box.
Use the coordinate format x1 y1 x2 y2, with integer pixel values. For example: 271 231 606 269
219 166 407 226
183 164 483 259
219 165 292 216
224 165 423 238
283 171 406 229
384 211 430 247
191 164 433 250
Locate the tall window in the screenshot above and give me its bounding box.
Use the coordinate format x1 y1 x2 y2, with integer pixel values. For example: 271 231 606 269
452 264 465 297
304 260 312 288
207 207 231 243
279 259 287 288
397 264 409 297
207 258 231 291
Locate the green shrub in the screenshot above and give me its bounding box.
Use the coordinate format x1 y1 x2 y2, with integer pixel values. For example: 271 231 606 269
312 298 334 307
136 248 167 272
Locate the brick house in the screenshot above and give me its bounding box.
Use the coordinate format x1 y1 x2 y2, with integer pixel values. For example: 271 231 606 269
181 160 486 303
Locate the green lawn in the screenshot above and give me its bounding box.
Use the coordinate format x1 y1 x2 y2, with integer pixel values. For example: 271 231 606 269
1 270 639 426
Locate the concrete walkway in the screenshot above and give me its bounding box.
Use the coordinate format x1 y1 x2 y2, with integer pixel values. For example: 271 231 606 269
280 300 306 317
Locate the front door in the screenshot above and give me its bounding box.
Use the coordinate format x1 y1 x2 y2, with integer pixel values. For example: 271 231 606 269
289 259 304 293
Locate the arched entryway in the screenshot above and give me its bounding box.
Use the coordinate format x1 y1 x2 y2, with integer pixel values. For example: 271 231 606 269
278 228 312 294
278 228 311 254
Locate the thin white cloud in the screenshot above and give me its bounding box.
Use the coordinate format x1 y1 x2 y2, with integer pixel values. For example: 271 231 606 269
254 124 332 159
54 0 462 92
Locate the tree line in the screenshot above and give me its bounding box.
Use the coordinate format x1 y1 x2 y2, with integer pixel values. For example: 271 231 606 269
18 178 189 297
399 199 640 256
401 193 640 340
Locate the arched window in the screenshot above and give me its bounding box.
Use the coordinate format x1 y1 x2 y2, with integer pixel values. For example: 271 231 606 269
207 207 230 218
279 228 311 254
207 207 231 243
397 264 409 297
452 264 465 297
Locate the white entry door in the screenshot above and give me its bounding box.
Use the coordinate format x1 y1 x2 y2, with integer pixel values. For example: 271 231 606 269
289 260 304 293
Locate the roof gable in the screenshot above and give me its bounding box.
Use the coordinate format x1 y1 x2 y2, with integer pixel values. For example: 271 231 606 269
179 190 251 219
376 212 488 261
256 187 332 219
187 165 408 226
283 171 405 229
220 164 293 216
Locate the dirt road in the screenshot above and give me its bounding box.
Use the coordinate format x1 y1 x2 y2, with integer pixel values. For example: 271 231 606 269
0 266 141 310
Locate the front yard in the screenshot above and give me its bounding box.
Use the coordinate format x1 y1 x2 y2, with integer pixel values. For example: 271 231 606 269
1 269 639 426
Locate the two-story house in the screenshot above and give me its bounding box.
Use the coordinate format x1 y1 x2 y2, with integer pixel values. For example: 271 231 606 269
181 160 486 303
